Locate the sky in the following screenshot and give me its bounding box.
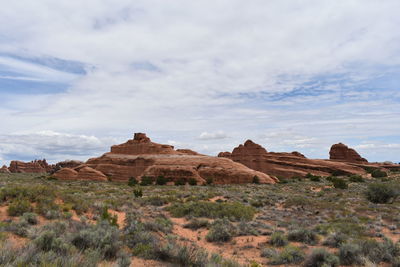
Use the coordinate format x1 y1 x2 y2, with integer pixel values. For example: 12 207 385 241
0 0 400 165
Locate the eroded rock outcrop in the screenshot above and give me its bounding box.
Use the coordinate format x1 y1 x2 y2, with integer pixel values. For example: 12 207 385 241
329 143 368 163
50 160 84 174
53 166 108 181
8 159 51 173
54 133 277 184
219 140 366 178
0 165 10 173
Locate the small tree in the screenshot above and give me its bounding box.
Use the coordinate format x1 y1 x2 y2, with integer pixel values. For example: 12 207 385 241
371 169 388 178
128 177 138 186
174 178 187 186
188 178 197 186
156 176 168 185
133 188 143 198
140 176 154 186
331 178 348 189
252 176 260 184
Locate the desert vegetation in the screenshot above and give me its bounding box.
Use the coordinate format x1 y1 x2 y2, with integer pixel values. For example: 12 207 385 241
0 171 399 266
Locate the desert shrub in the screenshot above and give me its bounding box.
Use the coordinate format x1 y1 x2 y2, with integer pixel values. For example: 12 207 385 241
365 183 399 204
261 248 278 258
306 173 321 182
339 243 364 265
7 199 32 216
140 176 154 186
331 177 348 189
206 177 213 185
128 177 138 186
144 196 170 206
188 178 197 186
144 217 173 233
269 245 305 265
183 218 209 230
349 175 364 183
34 230 69 254
284 196 311 207
206 218 237 242
167 201 256 221
269 232 288 247
175 244 209 266
133 188 143 198
5 220 29 237
156 176 168 185
0 184 55 203
304 248 339 267
252 176 260 184
100 207 118 227
35 197 61 219
288 228 318 245
71 221 122 260
322 232 348 248
371 169 388 178
174 178 187 186
332 170 347 177
237 220 259 236
22 212 38 225
123 212 158 258
358 238 400 264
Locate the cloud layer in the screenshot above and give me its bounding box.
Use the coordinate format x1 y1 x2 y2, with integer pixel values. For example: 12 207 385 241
0 1 399 164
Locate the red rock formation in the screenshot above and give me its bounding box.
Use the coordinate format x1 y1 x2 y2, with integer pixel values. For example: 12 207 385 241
54 133 277 184
8 159 51 173
219 140 366 178
0 165 10 173
329 143 368 163
53 166 107 181
50 160 84 174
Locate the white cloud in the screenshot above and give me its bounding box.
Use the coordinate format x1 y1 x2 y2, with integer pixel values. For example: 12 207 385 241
198 131 228 140
0 1 399 163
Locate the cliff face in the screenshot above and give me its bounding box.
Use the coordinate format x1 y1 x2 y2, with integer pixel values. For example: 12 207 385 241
8 159 51 173
219 140 366 178
54 133 277 184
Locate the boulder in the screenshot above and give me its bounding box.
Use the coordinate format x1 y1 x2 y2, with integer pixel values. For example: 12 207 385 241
329 143 368 163
57 133 277 184
219 140 366 178
53 168 78 180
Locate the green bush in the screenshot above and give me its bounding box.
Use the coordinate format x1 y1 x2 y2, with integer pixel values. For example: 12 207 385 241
287 228 318 245
252 176 260 184
144 217 173 233
128 177 138 186
133 188 143 198
35 197 61 219
371 169 388 178
100 207 118 227
183 218 209 230
365 183 399 204
167 201 256 221
322 232 348 248
156 176 168 185
349 175 364 183
34 230 69 254
140 176 154 186
174 178 187 186
306 173 321 182
339 243 364 266
22 212 38 225
304 248 339 267
206 177 213 185
188 178 197 186
331 177 348 189
206 218 236 242
269 245 305 265
7 199 32 216
269 232 288 247
72 221 122 260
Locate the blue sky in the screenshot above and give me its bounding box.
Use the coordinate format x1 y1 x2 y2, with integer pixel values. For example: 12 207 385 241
0 0 399 164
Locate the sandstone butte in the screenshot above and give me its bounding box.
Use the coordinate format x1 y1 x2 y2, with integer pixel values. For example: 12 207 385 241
8 159 52 173
218 140 370 178
329 143 368 163
53 133 277 184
